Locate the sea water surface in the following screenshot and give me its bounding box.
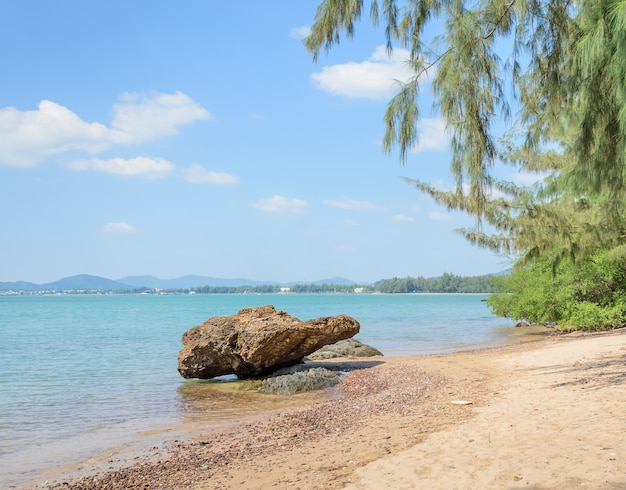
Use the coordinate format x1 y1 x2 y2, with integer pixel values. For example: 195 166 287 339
0 293 515 486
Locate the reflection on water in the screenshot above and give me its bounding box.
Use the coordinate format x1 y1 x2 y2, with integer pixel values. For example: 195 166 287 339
176 377 328 426
492 324 554 343
175 360 386 426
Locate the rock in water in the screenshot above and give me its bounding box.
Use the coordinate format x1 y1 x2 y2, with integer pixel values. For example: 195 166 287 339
306 338 383 360
177 305 360 379
258 367 341 394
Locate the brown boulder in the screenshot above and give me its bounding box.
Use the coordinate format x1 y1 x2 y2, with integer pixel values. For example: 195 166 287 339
177 305 360 379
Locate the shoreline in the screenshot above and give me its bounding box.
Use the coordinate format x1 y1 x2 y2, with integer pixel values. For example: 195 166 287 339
16 327 626 489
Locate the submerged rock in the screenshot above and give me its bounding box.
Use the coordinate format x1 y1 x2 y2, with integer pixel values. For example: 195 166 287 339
307 338 383 360
177 305 360 379
258 366 341 394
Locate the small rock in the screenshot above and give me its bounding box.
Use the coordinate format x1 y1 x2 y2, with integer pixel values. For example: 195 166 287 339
258 367 341 394
306 338 383 360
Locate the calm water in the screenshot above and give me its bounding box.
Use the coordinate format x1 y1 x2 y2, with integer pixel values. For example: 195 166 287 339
0 293 514 486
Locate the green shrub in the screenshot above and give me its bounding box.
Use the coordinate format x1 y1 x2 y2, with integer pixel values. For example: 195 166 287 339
487 249 626 330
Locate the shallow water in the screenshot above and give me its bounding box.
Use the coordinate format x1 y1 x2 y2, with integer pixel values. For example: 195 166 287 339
0 293 515 486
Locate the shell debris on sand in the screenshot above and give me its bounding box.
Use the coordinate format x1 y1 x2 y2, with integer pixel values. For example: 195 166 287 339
450 400 473 406
44 363 456 490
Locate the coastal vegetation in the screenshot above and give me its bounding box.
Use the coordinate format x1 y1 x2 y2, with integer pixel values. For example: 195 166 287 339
488 250 626 329
307 0 626 329
190 272 500 294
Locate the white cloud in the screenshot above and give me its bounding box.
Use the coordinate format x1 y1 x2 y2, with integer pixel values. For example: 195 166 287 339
413 118 450 152
429 211 453 221
392 214 415 222
510 171 547 186
0 91 210 167
252 195 307 213
103 222 136 233
249 112 266 120
0 100 112 167
487 187 507 200
311 46 416 99
323 197 377 211
111 91 210 143
70 157 175 178
181 164 239 185
290 26 311 40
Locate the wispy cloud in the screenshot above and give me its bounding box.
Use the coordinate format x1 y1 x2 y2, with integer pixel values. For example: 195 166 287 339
412 118 450 152
510 171 547 186
429 211 452 221
323 197 377 211
311 46 418 100
252 195 307 213
103 222 137 233
290 26 311 40
181 164 239 184
392 214 415 222
69 157 175 178
335 244 356 253
0 91 210 167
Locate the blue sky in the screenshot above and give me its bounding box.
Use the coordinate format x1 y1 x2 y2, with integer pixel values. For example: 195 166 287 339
0 1 519 284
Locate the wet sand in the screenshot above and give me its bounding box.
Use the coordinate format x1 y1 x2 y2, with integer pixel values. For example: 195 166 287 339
19 326 626 489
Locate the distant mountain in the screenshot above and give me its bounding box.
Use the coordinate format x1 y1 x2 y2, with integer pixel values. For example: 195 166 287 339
0 274 371 292
115 275 161 288
118 275 278 289
285 276 357 286
0 280 41 292
314 276 356 286
42 274 134 291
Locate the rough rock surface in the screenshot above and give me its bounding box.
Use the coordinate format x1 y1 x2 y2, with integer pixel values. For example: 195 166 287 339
307 338 383 360
177 305 360 379
258 367 341 394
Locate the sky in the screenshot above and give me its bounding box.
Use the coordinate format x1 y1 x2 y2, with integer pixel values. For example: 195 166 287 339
0 1 520 284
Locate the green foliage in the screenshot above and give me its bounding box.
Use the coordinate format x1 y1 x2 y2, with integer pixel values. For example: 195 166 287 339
487 250 626 329
374 272 501 293
306 1 626 228
307 1 626 331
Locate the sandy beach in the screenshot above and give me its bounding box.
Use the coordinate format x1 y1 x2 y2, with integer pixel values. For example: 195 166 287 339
29 327 626 489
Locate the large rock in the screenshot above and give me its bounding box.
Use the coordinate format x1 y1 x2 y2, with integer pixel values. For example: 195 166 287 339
177 305 360 379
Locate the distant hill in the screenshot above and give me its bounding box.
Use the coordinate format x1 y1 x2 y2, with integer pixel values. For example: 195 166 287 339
286 276 356 286
0 274 357 292
118 275 275 289
0 272 505 293
0 280 41 292
43 274 133 291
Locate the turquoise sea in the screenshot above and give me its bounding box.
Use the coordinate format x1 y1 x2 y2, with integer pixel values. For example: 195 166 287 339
0 293 515 487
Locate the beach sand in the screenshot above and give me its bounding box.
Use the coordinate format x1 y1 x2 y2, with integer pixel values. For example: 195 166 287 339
33 327 626 489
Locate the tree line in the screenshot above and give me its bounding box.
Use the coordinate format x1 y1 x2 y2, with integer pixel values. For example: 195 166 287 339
165 272 501 295
373 272 501 294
